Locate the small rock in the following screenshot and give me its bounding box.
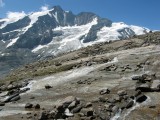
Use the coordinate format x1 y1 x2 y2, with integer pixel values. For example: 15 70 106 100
78 112 85 117
112 106 119 114
30 96 35 99
85 102 92 108
34 104 40 109
149 105 156 109
132 75 143 81
99 112 110 120
99 88 110 95
55 62 62 66
45 84 52 89
25 103 33 109
56 103 65 113
99 97 108 103
49 110 56 118
38 111 48 120
81 108 94 117
87 62 92 66
27 116 32 119
126 100 134 109
0 102 5 106
134 90 142 97
117 90 127 96
114 96 122 102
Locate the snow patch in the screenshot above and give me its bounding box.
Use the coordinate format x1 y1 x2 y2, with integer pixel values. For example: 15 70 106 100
53 12 59 22
130 25 150 35
32 45 46 52
94 22 149 44
32 18 98 54
6 37 19 48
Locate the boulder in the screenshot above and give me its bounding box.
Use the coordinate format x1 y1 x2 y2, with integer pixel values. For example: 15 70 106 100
136 94 147 103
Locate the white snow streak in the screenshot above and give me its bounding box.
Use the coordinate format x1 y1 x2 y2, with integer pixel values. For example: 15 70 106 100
6 37 19 48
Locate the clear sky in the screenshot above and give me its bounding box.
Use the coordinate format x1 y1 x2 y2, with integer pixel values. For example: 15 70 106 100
0 0 159 30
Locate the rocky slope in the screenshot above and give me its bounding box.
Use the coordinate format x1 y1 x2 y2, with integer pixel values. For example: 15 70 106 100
0 6 150 77
0 31 160 120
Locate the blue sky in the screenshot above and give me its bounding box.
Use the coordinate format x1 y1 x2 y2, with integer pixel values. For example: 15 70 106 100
0 0 159 30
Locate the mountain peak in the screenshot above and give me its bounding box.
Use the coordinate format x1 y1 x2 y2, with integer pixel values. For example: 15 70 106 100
52 5 64 12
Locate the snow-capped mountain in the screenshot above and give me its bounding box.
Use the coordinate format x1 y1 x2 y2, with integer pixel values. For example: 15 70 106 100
0 6 149 76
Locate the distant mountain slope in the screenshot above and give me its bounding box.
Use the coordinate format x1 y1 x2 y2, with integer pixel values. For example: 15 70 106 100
0 6 150 76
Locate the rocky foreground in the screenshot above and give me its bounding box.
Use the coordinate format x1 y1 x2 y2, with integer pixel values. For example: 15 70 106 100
0 32 160 120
